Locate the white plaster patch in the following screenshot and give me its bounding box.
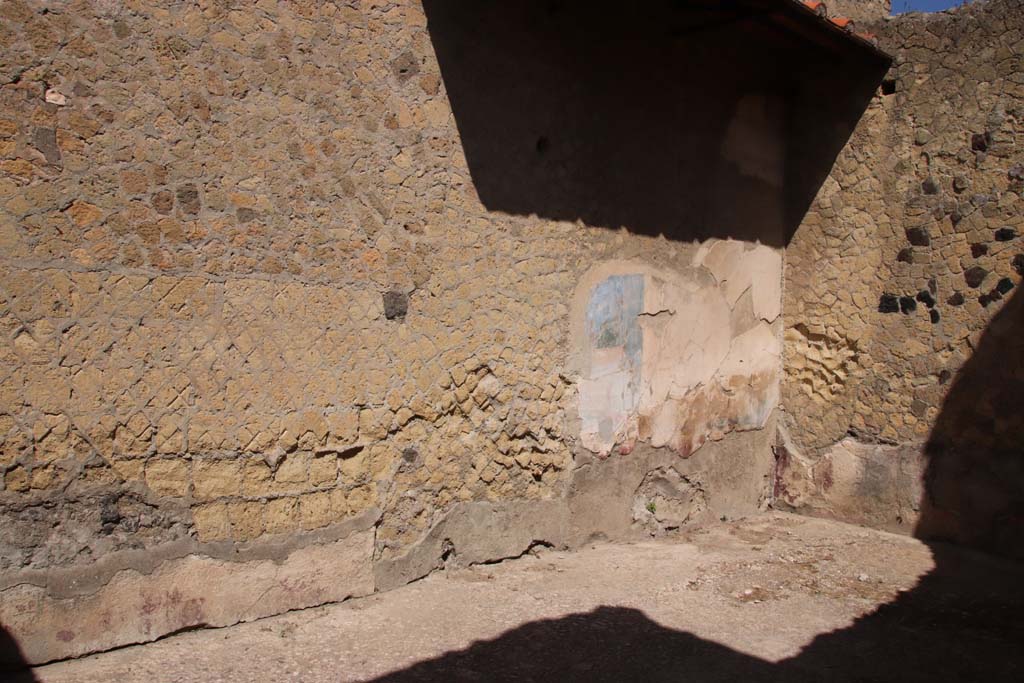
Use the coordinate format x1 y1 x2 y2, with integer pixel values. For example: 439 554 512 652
697 240 782 321
44 89 67 106
639 276 731 408
719 321 780 378
572 252 782 457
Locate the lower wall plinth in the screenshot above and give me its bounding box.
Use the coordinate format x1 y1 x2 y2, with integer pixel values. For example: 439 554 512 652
0 519 377 666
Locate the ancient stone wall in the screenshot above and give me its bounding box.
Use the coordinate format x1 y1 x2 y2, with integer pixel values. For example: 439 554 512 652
0 0 806 664
822 0 892 25
780 0 1024 555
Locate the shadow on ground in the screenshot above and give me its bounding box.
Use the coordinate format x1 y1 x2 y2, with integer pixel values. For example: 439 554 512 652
369 541 1024 682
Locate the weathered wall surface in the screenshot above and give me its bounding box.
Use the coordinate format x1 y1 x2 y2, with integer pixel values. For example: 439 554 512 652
0 0 799 664
824 0 892 24
573 252 781 458
780 0 1024 555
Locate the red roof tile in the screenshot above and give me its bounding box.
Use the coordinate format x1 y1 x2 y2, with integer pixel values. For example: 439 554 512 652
789 0 886 57
831 16 855 31
802 1 828 17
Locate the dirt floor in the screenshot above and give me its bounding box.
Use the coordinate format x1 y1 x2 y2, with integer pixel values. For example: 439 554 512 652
18 512 1024 682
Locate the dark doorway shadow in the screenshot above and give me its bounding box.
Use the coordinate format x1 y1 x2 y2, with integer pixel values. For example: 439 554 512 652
0 626 38 682
918 287 1024 556
422 0 889 247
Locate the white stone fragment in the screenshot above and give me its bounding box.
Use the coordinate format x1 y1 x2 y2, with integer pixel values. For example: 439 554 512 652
44 89 67 105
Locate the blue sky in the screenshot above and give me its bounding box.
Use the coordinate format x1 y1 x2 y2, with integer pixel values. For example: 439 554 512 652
892 0 969 13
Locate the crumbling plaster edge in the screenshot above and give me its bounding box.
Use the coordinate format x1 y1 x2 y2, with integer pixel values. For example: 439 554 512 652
373 498 571 592
0 507 382 598
2 420 783 667
378 411 784 592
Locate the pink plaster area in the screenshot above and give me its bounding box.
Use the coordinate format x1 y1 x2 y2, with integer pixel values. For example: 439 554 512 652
576 246 781 457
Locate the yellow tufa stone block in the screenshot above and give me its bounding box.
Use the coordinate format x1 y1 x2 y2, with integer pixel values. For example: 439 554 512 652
120 170 150 195
65 200 105 227
329 488 348 518
192 502 230 542
274 452 310 485
241 458 273 497
338 447 368 481
192 459 242 501
227 501 263 540
309 454 337 487
110 459 146 482
325 411 359 449
358 407 391 441
263 497 298 535
144 459 190 498
298 491 333 530
346 484 376 516
29 465 58 490
4 466 29 492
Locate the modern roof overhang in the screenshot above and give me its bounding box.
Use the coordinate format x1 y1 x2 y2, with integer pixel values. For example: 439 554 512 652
756 0 891 63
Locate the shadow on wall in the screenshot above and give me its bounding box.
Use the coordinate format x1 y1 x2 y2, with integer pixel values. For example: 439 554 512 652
0 627 37 682
422 0 889 247
918 286 1024 556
